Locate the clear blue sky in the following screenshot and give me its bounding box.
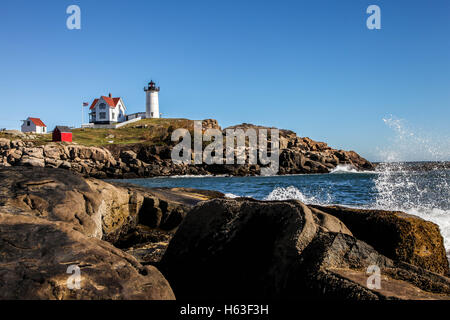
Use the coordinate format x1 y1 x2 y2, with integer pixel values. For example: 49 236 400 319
1 0 449 161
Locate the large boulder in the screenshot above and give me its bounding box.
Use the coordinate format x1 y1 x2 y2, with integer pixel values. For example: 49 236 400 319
160 198 450 300
0 166 228 300
0 167 104 238
22 147 44 159
0 167 222 244
0 166 224 273
19 157 45 167
43 144 65 160
0 138 11 149
0 167 130 239
310 205 449 275
0 212 175 300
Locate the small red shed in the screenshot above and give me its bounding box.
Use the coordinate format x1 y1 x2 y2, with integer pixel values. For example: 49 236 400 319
52 126 73 142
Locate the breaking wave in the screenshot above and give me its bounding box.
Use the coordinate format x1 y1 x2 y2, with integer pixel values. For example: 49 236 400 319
224 193 240 198
329 164 359 174
374 116 450 257
373 162 450 257
264 186 319 204
168 174 228 178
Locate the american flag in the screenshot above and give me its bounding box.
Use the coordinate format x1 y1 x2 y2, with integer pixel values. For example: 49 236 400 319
83 102 89 106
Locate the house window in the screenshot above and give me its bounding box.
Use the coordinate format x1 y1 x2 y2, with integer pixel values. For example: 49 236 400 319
100 112 106 119
27 121 30 126
99 103 106 110
112 112 115 120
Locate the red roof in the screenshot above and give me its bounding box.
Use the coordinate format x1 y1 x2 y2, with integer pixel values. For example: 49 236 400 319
89 98 99 110
89 96 121 110
29 117 46 127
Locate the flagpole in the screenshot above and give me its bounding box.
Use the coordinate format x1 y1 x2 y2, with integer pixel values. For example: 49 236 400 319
81 102 88 128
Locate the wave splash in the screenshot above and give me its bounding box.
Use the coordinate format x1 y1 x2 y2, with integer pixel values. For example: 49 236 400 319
224 193 240 198
330 164 359 174
374 116 450 257
379 116 450 162
373 162 450 256
264 186 319 204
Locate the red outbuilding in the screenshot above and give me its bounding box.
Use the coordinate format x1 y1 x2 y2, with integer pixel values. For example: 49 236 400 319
52 126 73 142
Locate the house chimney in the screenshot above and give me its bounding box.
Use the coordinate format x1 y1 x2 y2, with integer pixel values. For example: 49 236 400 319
108 93 112 98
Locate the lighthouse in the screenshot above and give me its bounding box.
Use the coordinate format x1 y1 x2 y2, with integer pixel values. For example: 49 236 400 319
144 80 160 118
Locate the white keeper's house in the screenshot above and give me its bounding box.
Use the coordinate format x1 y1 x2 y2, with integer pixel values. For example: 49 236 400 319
21 117 47 134
89 93 126 125
83 80 162 128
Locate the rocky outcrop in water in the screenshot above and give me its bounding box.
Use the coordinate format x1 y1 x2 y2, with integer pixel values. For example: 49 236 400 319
225 123 374 174
0 121 373 178
160 198 450 300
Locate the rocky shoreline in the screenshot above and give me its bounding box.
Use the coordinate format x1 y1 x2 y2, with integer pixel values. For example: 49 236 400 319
0 122 374 178
0 167 449 300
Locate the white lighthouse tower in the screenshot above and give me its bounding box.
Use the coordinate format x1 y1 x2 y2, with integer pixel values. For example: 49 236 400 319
144 80 160 118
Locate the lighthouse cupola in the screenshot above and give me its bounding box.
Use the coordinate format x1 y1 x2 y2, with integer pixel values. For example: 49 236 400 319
144 80 160 118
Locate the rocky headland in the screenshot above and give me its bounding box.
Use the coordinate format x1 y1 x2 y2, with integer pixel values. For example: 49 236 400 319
0 167 449 300
0 119 374 178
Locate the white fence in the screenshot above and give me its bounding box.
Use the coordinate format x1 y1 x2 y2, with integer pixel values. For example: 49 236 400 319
81 117 143 129
115 117 142 128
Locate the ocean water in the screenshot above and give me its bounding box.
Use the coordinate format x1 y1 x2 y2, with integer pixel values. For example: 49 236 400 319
118 163 450 258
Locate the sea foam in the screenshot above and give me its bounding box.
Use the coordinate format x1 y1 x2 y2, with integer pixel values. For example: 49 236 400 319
329 164 359 174
264 186 318 204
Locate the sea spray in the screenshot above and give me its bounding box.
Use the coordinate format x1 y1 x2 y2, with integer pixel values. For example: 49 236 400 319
373 163 450 257
374 116 450 257
330 164 359 174
224 193 240 198
264 185 321 204
380 116 450 162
